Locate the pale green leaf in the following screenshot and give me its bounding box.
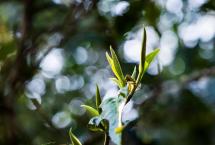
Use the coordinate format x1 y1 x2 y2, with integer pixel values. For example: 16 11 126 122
131 66 137 80
106 52 123 87
88 86 130 145
106 52 114 68
145 48 160 65
109 47 125 86
143 48 160 74
139 49 160 80
88 116 106 132
81 105 99 117
69 128 82 145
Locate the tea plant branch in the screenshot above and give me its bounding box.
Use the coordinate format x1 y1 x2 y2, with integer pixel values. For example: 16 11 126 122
69 25 160 145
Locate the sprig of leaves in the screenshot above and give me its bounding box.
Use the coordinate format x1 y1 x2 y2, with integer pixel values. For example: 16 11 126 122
70 25 160 145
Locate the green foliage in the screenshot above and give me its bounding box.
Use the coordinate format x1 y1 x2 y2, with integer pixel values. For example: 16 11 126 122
81 26 159 145
89 86 128 145
1 0 214 145
106 46 126 88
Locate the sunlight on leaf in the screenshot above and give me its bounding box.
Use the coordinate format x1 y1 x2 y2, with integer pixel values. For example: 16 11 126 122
81 105 99 117
106 47 126 88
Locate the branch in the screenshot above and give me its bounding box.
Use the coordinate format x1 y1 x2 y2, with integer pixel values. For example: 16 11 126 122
180 66 215 84
140 66 215 108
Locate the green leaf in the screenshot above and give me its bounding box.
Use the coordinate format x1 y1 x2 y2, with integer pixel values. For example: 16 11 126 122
143 48 160 74
95 85 102 113
131 66 137 80
138 48 160 81
106 53 122 87
106 47 126 88
106 52 114 68
139 27 147 74
81 105 99 117
110 78 123 88
136 27 147 84
110 47 125 85
69 128 82 145
88 116 106 132
88 86 130 145
145 48 160 65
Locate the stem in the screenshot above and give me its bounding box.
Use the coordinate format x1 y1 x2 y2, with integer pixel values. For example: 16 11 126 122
125 84 138 104
104 133 110 145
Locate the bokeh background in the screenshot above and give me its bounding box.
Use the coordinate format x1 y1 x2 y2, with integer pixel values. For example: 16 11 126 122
0 0 215 145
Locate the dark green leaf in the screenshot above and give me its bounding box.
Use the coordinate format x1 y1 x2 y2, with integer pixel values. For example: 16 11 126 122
96 84 102 113
139 27 147 74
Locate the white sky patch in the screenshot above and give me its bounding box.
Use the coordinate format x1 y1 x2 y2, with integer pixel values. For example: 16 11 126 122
112 1 129 16
103 87 118 100
74 46 88 64
179 14 215 47
69 99 85 116
123 39 141 62
40 48 64 78
122 101 138 122
55 76 71 93
166 0 183 14
159 30 178 66
123 26 159 63
52 111 72 128
69 75 84 90
188 0 208 10
98 0 130 17
26 78 45 96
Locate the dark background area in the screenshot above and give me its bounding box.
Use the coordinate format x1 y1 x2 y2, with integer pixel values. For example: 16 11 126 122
0 0 215 145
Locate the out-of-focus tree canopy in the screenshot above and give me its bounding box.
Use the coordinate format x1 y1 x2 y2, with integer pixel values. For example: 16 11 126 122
0 0 215 145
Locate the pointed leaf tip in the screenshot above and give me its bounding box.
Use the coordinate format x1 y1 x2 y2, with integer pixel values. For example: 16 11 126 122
109 46 125 87
95 85 102 113
131 66 137 80
139 27 147 73
81 105 99 117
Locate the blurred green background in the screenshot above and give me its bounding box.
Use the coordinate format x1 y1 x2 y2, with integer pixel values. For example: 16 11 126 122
0 0 215 145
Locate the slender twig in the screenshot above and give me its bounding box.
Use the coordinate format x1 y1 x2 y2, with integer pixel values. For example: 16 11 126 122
180 66 215 84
